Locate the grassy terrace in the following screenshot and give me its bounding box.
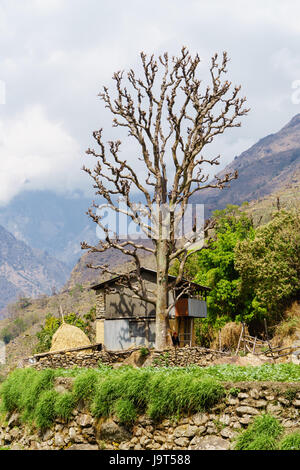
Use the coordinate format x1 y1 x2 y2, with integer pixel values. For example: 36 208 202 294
0 364 299 431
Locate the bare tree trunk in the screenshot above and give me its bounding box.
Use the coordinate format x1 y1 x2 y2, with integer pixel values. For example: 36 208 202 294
155 239 170 350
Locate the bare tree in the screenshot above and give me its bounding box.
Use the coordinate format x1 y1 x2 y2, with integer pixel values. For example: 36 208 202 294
82 47 249 349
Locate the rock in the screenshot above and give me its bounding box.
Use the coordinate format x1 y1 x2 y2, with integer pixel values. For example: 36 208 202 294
154 434 167 444
140 435 151 446
236 406 259 416
69 427 77 440
7 413 20 428
77 414 94 427
189 436 230 450
174 437 190 447
10 428 20 439
266 404 282 415
119 443 132 450
173 425 198 438
254 400 267 409
54 433 65 448
239 415 252 425
238 393 249 399
220 428 235 439
192 413 209 426
123 350 148 367
54 377 74 394
4 434 11 444
68 444 99 450
96 419 131 443
42 429 54 441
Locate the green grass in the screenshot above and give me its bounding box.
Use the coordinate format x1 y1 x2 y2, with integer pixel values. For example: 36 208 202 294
0 366 226 428
279 432 300 450
234 414 283 450
0 364 299 431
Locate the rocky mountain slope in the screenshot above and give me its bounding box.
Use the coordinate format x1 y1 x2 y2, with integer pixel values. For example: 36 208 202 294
195 114 300 217
0 191 97 268
0 224 70 312
67 114 300 289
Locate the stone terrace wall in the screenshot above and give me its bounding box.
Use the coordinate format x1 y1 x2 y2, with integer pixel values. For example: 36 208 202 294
1 381 299 450
25 347 230 370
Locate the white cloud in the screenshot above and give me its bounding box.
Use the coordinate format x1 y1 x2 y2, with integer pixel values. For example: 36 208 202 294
0 106 84 204
0 0 299 204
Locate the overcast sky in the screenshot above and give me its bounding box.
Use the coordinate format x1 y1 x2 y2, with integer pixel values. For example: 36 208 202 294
0 0 300 205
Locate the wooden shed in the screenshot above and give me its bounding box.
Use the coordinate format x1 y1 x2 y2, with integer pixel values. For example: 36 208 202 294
91 267 210 350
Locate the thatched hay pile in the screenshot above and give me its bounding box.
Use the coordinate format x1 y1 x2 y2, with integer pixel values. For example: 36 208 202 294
211 322 249 351
50 323 92 353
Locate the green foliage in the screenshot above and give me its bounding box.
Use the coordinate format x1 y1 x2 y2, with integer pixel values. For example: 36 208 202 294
113 399 137 426
146 375 225 421
279 432 300 450
72 369 100 402
228 387 240 397
194 205 254 323
1 366 299 433
171 205 256 345
283 388 298 404
54 392 76 421
235 210 300 325
234 414 283 450
139 347 150 357
91 368 225 423
35 390 58 429
0 317 31 344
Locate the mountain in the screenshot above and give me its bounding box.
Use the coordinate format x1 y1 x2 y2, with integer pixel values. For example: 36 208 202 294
0 224 70 312
66 239 155 290
0 191 97 269
195 114 300 217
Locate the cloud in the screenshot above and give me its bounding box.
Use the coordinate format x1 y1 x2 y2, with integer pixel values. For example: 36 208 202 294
0 105 84 204
0 0 300 204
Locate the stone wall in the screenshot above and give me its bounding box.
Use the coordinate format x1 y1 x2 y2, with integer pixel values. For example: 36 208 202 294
25 347 230 370
1 381 299 450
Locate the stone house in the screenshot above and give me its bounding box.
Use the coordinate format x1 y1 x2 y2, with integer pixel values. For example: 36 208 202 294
91 267 210 351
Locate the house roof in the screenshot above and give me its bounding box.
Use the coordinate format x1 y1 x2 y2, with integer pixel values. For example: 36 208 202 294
90 266 211 292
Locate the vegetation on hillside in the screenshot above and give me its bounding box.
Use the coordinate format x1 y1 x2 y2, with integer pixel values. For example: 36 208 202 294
172 204 300 344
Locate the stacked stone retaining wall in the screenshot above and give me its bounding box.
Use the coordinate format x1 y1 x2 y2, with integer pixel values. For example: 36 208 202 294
1 381 299 450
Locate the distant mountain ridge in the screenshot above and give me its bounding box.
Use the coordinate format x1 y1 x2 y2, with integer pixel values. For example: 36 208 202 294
195 113 300 216
67 114 300 289
0 191 97 268
0 224 70 312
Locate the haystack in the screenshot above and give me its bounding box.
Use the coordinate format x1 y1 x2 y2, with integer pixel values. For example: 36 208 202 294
50 323 92 353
